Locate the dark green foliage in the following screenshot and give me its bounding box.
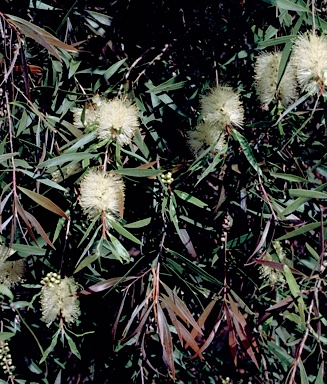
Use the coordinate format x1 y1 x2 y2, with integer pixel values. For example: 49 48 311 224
1 1 327 383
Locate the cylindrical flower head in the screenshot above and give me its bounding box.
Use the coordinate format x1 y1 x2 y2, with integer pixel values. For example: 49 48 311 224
79 169 125 222
97 99 139 146
188 122 226 155
40 276 80 326
200 86 244 129
0 245 25 287
292 33 327 95
254 52 298 107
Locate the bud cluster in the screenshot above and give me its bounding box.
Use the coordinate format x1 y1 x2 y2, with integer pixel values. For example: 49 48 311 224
161 172 174 185
0 341 15 376
40 272 61 288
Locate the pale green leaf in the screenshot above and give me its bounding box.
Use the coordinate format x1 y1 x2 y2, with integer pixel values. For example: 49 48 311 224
231 129 262 175
0 332 15 342
38 152 96 168
107 219 143 245
103 58 126 81
124 217 152 228
289 189 327 199
113 168 162 177
174 190 208 208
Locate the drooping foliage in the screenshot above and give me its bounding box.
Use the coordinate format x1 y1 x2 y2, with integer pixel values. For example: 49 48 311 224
1 1 327 383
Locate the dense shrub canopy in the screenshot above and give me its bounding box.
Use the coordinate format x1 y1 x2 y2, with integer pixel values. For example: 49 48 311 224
1 1 327 383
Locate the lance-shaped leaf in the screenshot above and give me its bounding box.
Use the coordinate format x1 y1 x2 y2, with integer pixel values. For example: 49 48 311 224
17 186 69 220
24 209 55 250
0 332 15 342
266 295 293 312
77 276 134 296
15 198 38 246
6 14 78 62
162 297 202 358
283 265 306 326
186 297 217 349
161 282 203 335
157 303 175 378
231 129 262 176
190 314 223 360
113 168 163 178
254 259 306 277
228 294 259 369
122 290 154 338
175 190 208 208
225 304 238 366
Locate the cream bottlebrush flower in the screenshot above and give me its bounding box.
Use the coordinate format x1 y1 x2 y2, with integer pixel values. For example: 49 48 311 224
40 276 80 326
254 51 298 107
188 122 226 155
292 33 327 95
97 99 139 146
0 245 25 287
79 169 125 222
200 86 244 129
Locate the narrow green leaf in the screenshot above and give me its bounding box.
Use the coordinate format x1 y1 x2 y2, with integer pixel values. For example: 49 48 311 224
11 243 46 256
107 219 143 245
38 152 96 168
54 370 62 384
231 129 262 175
157 93 187 116
39 329 60 364
284 265 306 326
113 168 162 177
315 363 324 384
275 92 311 125
124 217 152 228
19 169 68 192
0 152 19 164
175 190 208 208
107 233 131 264
103 58 126 81
276 221 326 241
305 242 319 261
270 172 308 183
257 35 295 49
195 151 224 186
68 60 81 79
267 340 294 368
64 131 98 154
85 10 112 26
281 197 307 216
289 189 327 199
299 359 309 384
74 252 100 274
65 333 81 359
146 78 188 94
165 249 222 285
